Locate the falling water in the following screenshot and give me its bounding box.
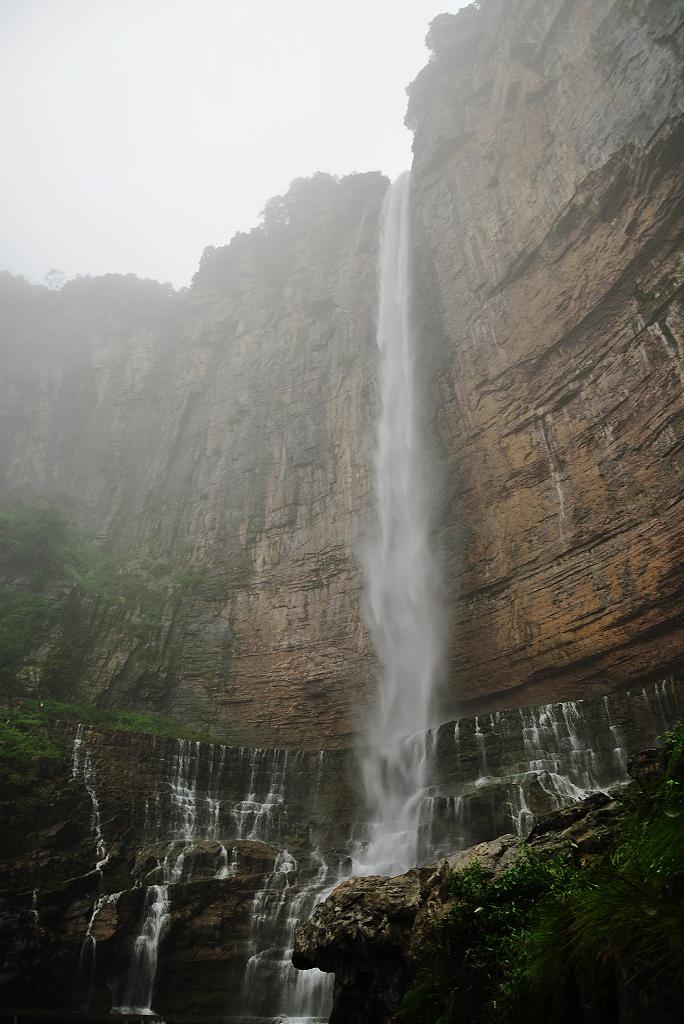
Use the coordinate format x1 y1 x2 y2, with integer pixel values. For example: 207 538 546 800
236 753 333 1019
119 884 170 1015
72 724 112 1010
72 724 107 870
116 738 224 1015
75 892 122 1011
359 171 442 875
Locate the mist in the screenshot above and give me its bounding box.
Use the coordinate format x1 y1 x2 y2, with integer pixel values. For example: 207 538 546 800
0 0 466 288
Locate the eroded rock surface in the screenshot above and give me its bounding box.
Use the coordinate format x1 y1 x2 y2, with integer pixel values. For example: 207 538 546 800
409 0 684 717
1 172 385 749
1 3 683 746
293 779 653 1022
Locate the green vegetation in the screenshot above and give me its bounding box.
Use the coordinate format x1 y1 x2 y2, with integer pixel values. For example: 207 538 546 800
0 501 74 690
0 697 220 790
0 498 208 696
400 722 684 1023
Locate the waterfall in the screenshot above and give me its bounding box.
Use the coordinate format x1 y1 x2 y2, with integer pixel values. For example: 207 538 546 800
75 892 122 1011
114 737 332 1020
66 677 681 1017
72 724 107 871
236 752 333 1020
358 170 442 875
115 737 222 1015
119 884 170 1015
72 724 112 1011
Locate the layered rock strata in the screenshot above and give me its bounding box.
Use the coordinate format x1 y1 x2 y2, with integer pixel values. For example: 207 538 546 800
409 0 684 717
0 676 680 1017
0 172 384 747
1 3 683 744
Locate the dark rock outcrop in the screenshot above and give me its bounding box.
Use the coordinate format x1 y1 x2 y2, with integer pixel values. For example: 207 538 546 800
2 678 679 1017
293 773 658 1022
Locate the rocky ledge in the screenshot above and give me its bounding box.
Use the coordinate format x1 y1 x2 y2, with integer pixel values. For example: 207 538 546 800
293 749 676 1024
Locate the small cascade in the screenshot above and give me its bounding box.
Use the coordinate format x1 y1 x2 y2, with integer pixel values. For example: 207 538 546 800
167 739 201 840
217 842 238 879
232 746 289 843
71 724 107 870
75 892 121 1011
118 884 170 1015
31 888 39 929
116 737 332 1019
421 683 684 850
117 737 222 1014
241 849 334 1019
71 724 113 1011
474 716 489 778
603 697 628 773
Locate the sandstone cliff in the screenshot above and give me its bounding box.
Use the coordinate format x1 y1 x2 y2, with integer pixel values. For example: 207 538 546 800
1 172 384 747
409 0 684 717
1 1 683 746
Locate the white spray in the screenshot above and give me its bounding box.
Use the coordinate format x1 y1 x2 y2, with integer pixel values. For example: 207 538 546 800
359 171 442 875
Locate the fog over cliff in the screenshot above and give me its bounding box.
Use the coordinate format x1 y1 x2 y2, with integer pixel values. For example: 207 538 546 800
0 0 468 287
1 1 683 1022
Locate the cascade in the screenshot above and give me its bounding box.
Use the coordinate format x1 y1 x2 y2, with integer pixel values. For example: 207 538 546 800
235 752 333 1020
75 892 122 1011
71 725 111 1010
71 724 107 870
357 170 442 876
116 738 227 1014
119 884 170 1015
64 678 681 1017
113 737 333 1020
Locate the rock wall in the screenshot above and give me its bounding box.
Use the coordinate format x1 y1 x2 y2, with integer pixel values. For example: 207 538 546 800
1 2 684 745
0 173 384 747
1 677 680 1017
409 0 684 717
294 765 679 1024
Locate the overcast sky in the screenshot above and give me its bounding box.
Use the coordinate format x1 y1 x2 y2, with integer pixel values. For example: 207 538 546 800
0 0 466 288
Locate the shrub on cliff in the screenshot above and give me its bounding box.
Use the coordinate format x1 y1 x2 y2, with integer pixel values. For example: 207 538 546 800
400 722 684 1023
0 499 209 699
0 698 219 792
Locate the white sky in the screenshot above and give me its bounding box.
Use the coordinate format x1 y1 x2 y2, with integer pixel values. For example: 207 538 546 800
0 0 466 288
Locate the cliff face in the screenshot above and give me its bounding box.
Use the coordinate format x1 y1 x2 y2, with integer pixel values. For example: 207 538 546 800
0 173 384 747
2 677 680 1017
1 2 684 745
409 0 684 716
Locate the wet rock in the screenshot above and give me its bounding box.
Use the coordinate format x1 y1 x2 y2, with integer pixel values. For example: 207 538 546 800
294 870 428 1024
410 0 684 719
293 790 627 1021
0 3 682 747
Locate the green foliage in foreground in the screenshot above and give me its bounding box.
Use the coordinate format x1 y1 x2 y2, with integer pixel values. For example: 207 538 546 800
0 697 220 789
400 722 684 1024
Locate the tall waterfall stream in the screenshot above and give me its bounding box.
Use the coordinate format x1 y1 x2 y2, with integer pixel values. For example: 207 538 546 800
65 178 683 1021
357 171 442 876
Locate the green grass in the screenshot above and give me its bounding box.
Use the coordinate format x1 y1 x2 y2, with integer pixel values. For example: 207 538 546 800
0 697 221 789
400 721 684 1024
